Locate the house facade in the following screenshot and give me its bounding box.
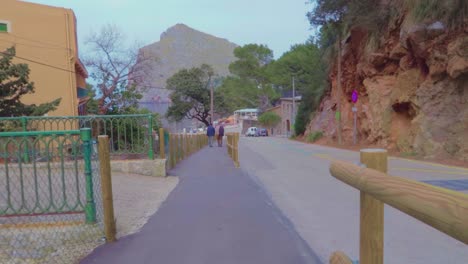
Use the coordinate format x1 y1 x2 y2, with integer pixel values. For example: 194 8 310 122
234 108 258 123
0 0 88 117
280 96 301 135
263 105 281 136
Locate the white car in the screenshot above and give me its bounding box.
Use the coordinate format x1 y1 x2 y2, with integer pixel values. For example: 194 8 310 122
245 127 258 137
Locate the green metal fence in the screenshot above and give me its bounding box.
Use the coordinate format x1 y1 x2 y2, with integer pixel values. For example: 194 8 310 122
0 128 104 263
0 114 156 160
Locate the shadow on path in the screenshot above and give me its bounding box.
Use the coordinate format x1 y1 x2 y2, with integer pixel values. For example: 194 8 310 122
81 145 321 264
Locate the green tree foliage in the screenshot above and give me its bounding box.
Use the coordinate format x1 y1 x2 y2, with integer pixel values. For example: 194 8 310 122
0 46 61 117
166 64 226 126
405 0 467 29
266 43 327 135
84 83 99 115
216 77 258 113
258 111 281 131
307 0 347 27
219 44 279 112
267 44 322 94
229 44 273 82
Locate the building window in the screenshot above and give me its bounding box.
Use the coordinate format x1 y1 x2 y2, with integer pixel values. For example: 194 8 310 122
0 21 10 33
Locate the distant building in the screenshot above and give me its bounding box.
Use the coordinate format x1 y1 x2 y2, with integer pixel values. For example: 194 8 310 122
234 108 259 123
0 0 88 116
263 105 281 136
279 96 301 135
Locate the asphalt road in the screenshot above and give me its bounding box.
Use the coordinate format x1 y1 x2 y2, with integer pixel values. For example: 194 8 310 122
239 136 468 264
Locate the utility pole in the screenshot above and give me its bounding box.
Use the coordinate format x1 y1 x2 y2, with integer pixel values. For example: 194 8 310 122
337 34 343 145
210 78 214 125
292 76 296 130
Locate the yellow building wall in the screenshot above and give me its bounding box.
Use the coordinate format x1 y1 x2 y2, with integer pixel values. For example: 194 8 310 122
0 0 84 117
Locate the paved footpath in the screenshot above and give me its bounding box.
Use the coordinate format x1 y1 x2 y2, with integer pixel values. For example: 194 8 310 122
81 145 321 264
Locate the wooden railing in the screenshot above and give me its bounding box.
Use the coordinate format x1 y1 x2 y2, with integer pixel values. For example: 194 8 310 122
226 132 240 168
168 132 208 169
329 149 468 264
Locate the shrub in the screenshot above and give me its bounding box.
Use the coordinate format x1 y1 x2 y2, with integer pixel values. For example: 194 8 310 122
307 131 323 142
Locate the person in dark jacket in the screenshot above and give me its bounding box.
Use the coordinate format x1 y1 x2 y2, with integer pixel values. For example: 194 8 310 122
217 124 225 147
207 123 215 147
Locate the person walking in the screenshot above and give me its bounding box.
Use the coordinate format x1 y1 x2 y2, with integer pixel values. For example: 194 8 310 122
207 123 215 147
217 124 225 147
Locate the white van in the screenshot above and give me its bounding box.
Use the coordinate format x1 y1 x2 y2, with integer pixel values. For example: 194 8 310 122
245 127 257 137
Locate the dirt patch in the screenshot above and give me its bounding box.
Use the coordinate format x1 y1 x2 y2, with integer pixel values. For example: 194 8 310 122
111 172 178 238
294 138 468 168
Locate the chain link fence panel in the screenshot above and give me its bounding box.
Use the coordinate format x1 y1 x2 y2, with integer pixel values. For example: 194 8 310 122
0 129 104 263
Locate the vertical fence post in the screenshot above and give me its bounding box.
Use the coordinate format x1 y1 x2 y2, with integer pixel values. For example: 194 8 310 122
360 149 387 264
81 128 96 223
191 134 194 154
159 128 165 159
188 134 191 155
98 135 116 242
21 117 30 163
185 133 188 156
330 251 353 264
148 115 155 160
229 134 233 157
179 134 183 161
176 134 180 164
169 133 174 169
235 133 240 168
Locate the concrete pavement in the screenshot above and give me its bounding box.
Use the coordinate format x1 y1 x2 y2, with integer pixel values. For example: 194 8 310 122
239 136 468 264
81 144 321 264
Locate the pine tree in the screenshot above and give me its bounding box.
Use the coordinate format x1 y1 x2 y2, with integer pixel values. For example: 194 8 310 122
0 46 61 117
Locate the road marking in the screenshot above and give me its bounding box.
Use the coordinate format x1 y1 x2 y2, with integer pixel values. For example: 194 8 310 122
312 154 333 161
390 157 468 171
392 167 468 176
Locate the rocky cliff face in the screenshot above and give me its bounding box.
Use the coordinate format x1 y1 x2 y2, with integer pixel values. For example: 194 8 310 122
307 17 468 161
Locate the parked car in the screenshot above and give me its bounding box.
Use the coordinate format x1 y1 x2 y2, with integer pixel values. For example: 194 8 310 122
245 127 257 137
257 128 268 137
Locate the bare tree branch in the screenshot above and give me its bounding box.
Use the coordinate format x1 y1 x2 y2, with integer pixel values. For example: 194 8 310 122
83 24 156 114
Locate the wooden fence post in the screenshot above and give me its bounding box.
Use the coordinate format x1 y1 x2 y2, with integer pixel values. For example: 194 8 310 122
360 148 387 264
159 128 165 159
188 134 191 155
226 133 230 156
98 135 116 243
175 134 179 164
177 134 182 163
170 133 174 168
235 133 240 167
197 134 200 150
330 251 353 264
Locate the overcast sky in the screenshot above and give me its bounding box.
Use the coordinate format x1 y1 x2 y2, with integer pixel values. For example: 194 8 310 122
28 0 313 58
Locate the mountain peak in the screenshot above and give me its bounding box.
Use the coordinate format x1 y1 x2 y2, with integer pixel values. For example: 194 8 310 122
160 23 198 40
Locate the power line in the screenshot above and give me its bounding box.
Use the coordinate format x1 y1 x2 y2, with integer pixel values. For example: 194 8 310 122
0 38 72 51
10 33 70 50
0 51 76 74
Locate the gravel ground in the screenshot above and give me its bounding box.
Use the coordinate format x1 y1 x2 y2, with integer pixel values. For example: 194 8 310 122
111 172 179 238
0 172 178 264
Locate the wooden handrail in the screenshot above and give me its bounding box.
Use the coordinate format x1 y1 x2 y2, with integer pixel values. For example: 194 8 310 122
225 132 239 167
330 160 468 244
